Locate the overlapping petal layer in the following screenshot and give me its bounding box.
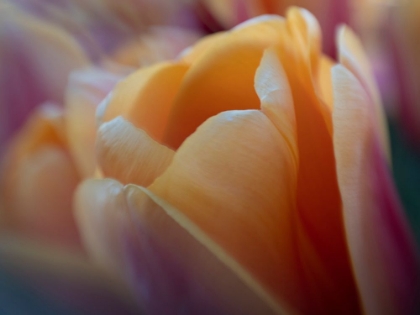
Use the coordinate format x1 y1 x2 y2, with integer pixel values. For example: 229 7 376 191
76 179 294 315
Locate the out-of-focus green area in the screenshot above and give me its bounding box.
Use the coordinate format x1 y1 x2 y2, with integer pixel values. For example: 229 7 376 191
389 120 420 246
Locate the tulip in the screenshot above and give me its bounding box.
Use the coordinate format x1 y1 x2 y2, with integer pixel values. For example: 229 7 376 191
74 8 420 315
197 0 351 56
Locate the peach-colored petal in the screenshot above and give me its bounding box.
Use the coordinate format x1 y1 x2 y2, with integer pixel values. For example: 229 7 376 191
150 108 303 309
65 67 125 178
332 64 420 315
5 146 80 250
96 117 175 187
0 236 140 315
337 26 390 161
75 178 294 314
0 105 81 250
179 32 226 64
286 7 321 76
101 62 189 142
162 15 285 148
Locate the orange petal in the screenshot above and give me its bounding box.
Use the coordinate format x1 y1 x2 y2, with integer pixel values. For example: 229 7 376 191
96 117 174 186
162 15 285 148
179 32 226 64
332 64 420 315
270 9 360 313
317 56 334 109
101 62 189 142
65 67 125 178
150 109 301 308
75 178 294 314
273 9 332 133
286 7 321 76
2 146 80 251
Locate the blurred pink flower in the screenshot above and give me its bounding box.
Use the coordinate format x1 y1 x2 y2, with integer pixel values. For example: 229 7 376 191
0 0 201 154
197 0 351 56
0 3 89 155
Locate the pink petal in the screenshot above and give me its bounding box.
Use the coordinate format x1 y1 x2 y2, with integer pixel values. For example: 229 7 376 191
333 64 420 315
0 4 88 153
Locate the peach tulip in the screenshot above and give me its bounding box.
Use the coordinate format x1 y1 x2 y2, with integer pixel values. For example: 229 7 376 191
75 8 420 315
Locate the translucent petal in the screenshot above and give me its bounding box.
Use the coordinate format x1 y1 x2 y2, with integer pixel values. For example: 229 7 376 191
96 117 174 186
332 64 420 315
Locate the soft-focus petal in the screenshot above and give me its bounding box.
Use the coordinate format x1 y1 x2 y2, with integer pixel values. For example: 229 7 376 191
0 105 81 250
65 66 126 178
113 26 201 67
96 117 175 187
10 0 201 59
75 179 293 315
332 64 420 315
0 3 88 152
